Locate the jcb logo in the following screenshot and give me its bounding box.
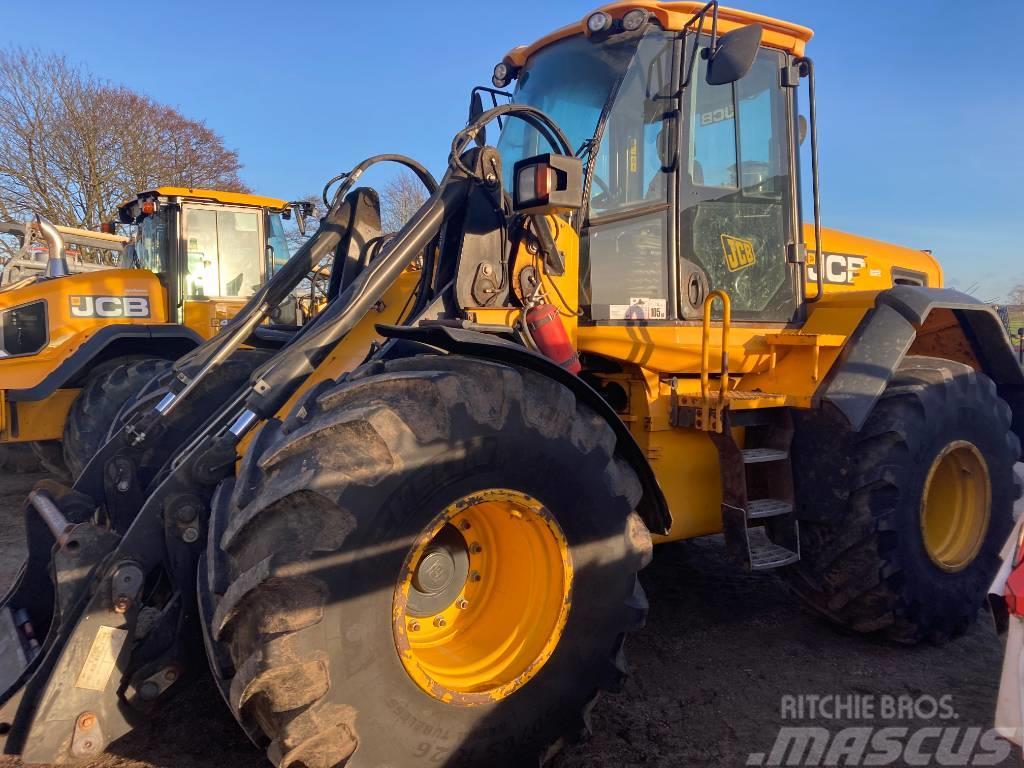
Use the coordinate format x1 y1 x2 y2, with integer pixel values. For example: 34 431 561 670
807 253 866 286
721 235 756 272
69 295 151 318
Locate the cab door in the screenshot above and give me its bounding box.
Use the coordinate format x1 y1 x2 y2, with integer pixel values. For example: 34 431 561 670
179 203 266 338
579 30 680 324
677 39 801 323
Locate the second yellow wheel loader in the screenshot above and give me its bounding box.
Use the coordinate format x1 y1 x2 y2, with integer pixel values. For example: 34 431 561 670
0 188 298 478
0 3 1020 766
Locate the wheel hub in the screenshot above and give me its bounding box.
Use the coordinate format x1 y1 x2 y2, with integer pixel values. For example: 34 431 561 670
393 488 573 705
407 525 468 618
920 440 991 572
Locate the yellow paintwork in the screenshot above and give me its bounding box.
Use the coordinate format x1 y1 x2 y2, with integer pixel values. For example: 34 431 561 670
239 269 422 458
0 269 173 442
920 441 991 572
0 187 291 451
182 299 249 341
392 488 572 705
4 391 78 443
804 225 941 297
119 187 289 218
572 223 941 543
503 1 814 68
0 270 168 393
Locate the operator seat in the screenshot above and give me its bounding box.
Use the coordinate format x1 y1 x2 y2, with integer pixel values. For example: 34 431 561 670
327 187 384 301
248 188 384 350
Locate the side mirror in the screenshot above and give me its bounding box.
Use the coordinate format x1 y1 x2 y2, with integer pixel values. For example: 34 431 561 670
706 24 763 86
512 154 582 215
468 91 487 147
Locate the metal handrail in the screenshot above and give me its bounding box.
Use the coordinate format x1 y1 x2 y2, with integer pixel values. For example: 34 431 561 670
700 289 731 401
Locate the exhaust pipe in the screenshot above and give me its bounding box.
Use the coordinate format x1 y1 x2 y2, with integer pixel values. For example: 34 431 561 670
33 215 69 278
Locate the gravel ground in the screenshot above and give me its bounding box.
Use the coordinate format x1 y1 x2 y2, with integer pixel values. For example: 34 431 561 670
0 470 1020 768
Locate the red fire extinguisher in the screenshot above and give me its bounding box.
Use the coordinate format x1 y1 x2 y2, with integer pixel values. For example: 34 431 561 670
526 303 581 375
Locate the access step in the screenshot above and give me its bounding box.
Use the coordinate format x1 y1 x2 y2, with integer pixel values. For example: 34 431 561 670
747 527 800 570
741 447 788 464
746 498 793 519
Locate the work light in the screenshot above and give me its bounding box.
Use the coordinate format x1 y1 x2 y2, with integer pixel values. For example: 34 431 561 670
587 11 613 34
622 9 650 31
492 62 511 88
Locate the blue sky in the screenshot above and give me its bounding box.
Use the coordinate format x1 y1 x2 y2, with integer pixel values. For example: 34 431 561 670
3 1 1021 302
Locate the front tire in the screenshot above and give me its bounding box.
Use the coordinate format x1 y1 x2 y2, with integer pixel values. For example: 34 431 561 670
210 355 652 767
784 356 1020 643
62 357 172 479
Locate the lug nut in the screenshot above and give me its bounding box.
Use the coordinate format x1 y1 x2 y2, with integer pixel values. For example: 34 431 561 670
457 599 469 610
470 542 482 554
408 621 420 633
469 570 481 582
459 520 471 531
433 616 446 628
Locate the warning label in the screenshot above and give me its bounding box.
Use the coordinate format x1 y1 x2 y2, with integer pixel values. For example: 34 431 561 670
609 297 667 321
75 625 128 692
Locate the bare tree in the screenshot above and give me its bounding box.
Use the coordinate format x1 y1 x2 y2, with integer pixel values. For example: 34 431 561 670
0 48 247 236
380 171 427 234
1008 284 1024 306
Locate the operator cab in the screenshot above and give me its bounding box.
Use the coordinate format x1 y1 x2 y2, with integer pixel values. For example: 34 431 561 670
494 4 811 325
118 188 296 335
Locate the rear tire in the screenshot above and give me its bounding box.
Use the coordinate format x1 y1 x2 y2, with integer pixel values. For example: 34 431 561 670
783 356 1020 643
62 357 172 479
210 354 652 767
28 440 68 479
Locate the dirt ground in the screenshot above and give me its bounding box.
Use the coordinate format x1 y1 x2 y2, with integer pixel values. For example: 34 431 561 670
0 470 1020 768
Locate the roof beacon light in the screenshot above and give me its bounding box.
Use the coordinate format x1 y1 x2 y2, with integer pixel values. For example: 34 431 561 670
622 9 650 31
587 11 613 34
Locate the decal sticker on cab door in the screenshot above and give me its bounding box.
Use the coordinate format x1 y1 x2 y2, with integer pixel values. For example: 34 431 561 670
721 235 756 272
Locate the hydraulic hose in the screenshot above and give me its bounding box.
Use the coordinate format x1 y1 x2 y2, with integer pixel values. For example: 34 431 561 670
242 169 472 419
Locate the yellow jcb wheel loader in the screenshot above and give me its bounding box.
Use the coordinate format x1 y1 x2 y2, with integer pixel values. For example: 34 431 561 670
0 3 1020 766
0 188 300 478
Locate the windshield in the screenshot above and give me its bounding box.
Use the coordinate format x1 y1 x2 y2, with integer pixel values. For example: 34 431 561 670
134 211 168 273
496 31 645 192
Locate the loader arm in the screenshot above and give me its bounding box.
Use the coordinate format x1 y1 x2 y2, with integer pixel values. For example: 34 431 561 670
0 108 564 761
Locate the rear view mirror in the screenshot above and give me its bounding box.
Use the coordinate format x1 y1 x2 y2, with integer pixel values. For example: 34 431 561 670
468 91 487 147
706 24 763 86
512 154 582 215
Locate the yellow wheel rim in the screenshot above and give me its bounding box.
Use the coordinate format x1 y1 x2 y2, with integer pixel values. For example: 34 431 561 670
920 441 991 572
393 489 572 706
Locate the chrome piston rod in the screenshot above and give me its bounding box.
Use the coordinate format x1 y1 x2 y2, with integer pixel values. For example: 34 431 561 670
27 490 72 543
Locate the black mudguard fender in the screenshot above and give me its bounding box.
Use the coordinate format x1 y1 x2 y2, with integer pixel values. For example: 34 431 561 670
820 285 1024 436
376 323 672 535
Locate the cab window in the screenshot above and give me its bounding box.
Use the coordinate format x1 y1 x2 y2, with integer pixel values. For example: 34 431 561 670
135 212 168 273
265 213 290 274
680 43 796 321
183 207 263 298
581 30 675 322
